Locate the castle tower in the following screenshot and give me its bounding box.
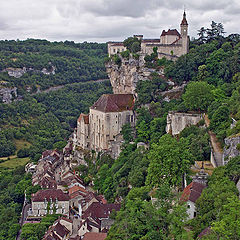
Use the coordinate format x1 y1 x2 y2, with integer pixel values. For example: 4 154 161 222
180 11 189 55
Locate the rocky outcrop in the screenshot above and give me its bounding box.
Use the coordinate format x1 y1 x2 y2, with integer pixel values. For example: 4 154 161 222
3 65 56 78
0 87 17 103
166 111 203 136
105 54 163 95
222 135 240 165
160 83 187 102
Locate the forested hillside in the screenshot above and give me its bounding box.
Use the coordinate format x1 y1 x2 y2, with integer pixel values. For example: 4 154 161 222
0 39 108 93
79 29 240 239
0 81 112 160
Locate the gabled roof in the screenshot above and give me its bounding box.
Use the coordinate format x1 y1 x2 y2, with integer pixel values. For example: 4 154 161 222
91 94 134 113
32 189 70 202
69 185 87 195
180 182 206 203
82 232 107 240
78 114 89 124
83 202 121 219
54 222 70 238
161 29 181 37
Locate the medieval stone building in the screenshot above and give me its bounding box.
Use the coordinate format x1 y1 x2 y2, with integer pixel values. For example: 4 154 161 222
77 94 135 157
108 11 189 60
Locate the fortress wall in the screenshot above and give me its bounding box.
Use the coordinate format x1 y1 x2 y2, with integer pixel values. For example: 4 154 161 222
166 112 203 136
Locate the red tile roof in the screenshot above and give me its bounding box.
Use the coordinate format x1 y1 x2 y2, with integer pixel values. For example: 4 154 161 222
142 39 160 43
83 202 121 219
82 232 107 240
78 114 89 124
54 222 70 238
180 182 206 203
161 29 181 37
91 94 134 112
32 189 70 202
69 185 87 195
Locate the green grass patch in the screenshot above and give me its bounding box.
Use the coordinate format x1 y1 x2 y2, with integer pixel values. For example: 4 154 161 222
0 157 29 168
14 139 32 151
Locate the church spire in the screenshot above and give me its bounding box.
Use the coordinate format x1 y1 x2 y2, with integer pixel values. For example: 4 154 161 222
181 10 188 26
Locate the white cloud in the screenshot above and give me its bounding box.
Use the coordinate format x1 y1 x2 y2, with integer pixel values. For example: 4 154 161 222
0 0 238 42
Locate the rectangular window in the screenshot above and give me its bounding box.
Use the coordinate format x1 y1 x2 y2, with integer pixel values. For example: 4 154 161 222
131 115 134 122
126 115 130 123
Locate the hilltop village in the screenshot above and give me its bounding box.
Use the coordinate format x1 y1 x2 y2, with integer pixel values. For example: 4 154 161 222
3 11 240 240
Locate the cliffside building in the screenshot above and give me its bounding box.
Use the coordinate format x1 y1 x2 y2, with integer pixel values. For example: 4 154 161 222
108 11 189 60
77 94 135 157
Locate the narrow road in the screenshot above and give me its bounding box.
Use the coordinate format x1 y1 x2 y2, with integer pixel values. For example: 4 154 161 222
33 78 109 95
204 115 223 167
16 203 31 240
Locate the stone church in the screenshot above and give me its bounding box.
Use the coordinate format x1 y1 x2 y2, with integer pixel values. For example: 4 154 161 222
107 11 189 60
77 94 135 158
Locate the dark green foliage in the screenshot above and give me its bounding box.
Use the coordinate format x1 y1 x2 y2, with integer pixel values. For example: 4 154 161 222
106 185 188 240
121 123 134 143
112 54 122 67
21 214 60 240
180 126 210 161
120 50 130 59
0 166 32 239
123 37 141 53
182 81 214 111
146 134 193 188
0 40 108 94
191 166 239 237
17 148 30 158
0 81 112 160
136 75 167 105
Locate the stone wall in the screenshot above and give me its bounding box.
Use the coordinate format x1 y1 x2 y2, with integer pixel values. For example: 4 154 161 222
222 135 240 165
166 111 203 136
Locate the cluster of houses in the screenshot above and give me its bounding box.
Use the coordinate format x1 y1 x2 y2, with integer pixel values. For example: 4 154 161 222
25 149 120 240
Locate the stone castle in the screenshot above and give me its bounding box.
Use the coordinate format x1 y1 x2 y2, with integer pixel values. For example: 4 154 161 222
76 12 189 157
108 11 189 60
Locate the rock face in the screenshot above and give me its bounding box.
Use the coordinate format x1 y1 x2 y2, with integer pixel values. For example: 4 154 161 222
166 111 203 136
105 55 163 95
3 65 56 78
0 87 17 103
222 136 240 165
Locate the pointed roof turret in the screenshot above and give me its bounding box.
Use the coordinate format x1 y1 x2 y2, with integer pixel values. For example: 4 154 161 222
181 10 188 26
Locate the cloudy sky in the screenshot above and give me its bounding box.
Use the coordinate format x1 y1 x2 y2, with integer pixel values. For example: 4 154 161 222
0 0 239 43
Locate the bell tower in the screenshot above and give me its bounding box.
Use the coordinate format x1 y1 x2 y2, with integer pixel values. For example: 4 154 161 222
180 10 188 36
180 10 189 55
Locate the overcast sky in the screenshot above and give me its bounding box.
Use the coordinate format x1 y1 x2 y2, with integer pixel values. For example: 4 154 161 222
0 0 239 43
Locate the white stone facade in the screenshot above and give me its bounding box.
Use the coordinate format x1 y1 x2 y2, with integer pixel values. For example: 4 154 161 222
77 94 135 156
31 200 69 216
108 11 189 60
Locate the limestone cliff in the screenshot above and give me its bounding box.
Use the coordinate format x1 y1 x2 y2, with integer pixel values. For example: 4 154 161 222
105 54 163 95
0 87 17 104
2 65 56 78
222 135 240 165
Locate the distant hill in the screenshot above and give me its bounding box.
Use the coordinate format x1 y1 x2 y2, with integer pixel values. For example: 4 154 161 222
0 39 108 94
